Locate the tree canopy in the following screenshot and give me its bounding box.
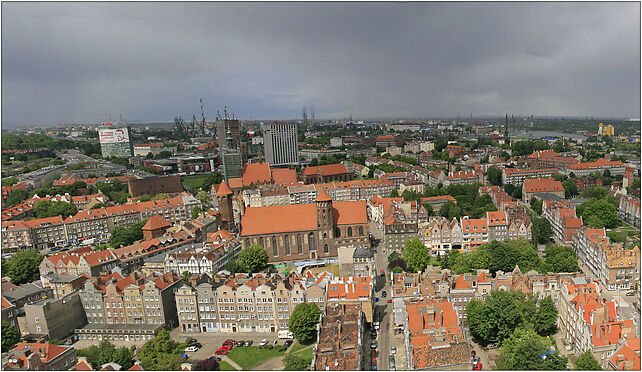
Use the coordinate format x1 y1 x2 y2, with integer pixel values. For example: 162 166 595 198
534 296 558 337
284 354 310 371
487 166 503 186
540 245 579 273
1 321 20 352
237 244 269 273
76 340 135 370
581 199 619 228
1 250 45 285
137 329 187 371
32 200 77 219
573 350 601 370
194 358 221 371
109 219 147 248
402 238 431 273
288 303 322 344
5 188 29 207
496 328 568 370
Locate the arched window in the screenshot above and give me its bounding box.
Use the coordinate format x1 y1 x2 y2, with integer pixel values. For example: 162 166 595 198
335 227 341 238
323 232 328 240
245 238 250 247
359 226 364 236
284 235 290 255
309 233 316 251
259 237 264 247
297 235 302 254
324 244 329 253
347 227 353 237
272 236 278 257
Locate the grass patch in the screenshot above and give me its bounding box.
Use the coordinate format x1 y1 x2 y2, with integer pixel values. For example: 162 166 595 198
295 345 314 362
289 342 308 354
308 263 339 276
226 346 285 370
219 361 237 370
182 175 207 189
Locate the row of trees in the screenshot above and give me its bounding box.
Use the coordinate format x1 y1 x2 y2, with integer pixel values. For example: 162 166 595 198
109 220 147 248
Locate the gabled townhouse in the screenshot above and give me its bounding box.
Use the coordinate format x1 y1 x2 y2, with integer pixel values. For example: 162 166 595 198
39 249 118 278
460 217 488 250
618 196 640 228
543 200 582 245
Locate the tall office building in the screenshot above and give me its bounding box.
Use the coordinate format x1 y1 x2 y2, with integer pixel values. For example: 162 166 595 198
98 122 133 158
216 119 241 151
263 121 299 166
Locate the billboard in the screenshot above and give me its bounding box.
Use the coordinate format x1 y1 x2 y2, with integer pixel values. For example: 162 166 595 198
99 128 130 144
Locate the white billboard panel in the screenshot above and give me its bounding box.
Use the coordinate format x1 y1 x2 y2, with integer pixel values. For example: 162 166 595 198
99 128 130 144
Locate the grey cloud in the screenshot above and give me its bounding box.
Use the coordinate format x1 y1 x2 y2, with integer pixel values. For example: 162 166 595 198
1 2 639 126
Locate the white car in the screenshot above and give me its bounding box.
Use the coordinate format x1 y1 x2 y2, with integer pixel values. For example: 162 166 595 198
391 346 396 354
259 339 269 346
373 322 380 330
184 346 199 352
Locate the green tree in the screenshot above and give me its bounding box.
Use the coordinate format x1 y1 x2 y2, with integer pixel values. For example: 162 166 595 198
541 245 579 273
2 250 45 285
530 198 543 215
152 193 170 200
194 358 220 371
534 296 558 337
32 200 77 219
497 328 568 370
580 185 608 199
574 350 601 370
90 203 106 210
136 194 151 202
191 206 203 220
389 189 400 198
182 271 192 283
5 188 29 207
284 354 310 371
288 303 322 344
77 340 135 370
487 166 503 186
237 244 269 273
2 177 19 187
387 251 400 262
582 199 619 228
532 217 553 245
402 238 430 273
1 321 20 352
137 330 186 370
466 300 493 344
196 190 211 208
562 180 578 198
109 219 147 248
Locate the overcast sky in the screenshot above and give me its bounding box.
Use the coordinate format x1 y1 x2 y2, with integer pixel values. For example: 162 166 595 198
2 2 640 127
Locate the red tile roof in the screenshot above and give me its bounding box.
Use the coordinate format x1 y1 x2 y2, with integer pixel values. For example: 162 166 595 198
242 163 272 186
2 296 14 309
570 158 625 170
453 275 471 289
316 188 332 202
486 211 507 226
523 178 564 193
461 218 487 232
11 343 70 363
610 338 641 370
303 164 348 177
326 277 371 300
241 200 367 236
271 168 297 185
142 215 171 230
216 181 233 196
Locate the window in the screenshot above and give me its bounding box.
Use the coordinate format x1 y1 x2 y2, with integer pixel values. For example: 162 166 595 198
246 238 250 246
309 233 316 251
335 227 341 238
285 235 290 255
324 244 329 253
259 237 264 247
272 236 278 256
359 226 364 236
297 235 302 254
347 227 353 237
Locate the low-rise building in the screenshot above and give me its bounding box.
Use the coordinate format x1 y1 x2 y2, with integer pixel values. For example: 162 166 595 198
312 303 364 371
338 246 376 278
502 168 558 185
18 292 87 340
443 170 483 186
618 196 640 228
522 178 565 203
568 158 626 177
303 164 352 184
2 343 77 371
543 201 582 245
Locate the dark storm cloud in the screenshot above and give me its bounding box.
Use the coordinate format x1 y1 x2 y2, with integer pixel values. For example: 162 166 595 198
1 2 639 126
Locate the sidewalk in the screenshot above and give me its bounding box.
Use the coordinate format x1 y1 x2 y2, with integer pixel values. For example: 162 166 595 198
222 356 242 370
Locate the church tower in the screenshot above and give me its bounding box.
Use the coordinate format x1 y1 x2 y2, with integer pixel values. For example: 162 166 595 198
216 180 234 230
316 188 333 229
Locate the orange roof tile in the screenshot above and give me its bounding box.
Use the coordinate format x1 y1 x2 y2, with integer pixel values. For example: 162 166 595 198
142 215 171 230
316 188 332 202
303 163 348 177
242 163 272 186
486 211 507 226
271 168 298 185
216 181 233 196
12 343 70 363
453 275 471 289
523 178 564 193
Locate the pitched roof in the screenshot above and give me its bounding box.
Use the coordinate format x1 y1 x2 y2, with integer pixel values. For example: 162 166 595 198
11 343 70 363
142 215 171 231
216 181 233 196
486 211 507 226
461 218 487 232
242 163 272 186
453 275 471 289
316 188 332 202
523 178 564 193
609 338 641 370
303 163 348 177
271 168 297 185
241 200 367 236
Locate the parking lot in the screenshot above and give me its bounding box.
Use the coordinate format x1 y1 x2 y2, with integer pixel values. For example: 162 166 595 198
169 327 292 362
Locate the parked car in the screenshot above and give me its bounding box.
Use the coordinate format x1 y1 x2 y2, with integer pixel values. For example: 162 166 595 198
391 346 396 354
193 342 202 348
626 292 636 296
473 362 483 370
186 337 198 344
370 341 377 349
273 339 279 346
215 346 231 355
389 356 396 370
244 340 253 346
371 358 377 366
185 346 199 352
387 299 392 303
382 291 387 298
222 339 236 346
486 343 499 349
259 339 269 346
371 330 377 339
380 270 385 277
373 322 380 330
236 340 245 346
284 340 293 348
375 297 380 302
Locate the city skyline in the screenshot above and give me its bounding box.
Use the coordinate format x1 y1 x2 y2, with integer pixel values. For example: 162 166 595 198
1 2 640 127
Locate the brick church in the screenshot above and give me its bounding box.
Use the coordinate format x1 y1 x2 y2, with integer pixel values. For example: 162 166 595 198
239 188 369 263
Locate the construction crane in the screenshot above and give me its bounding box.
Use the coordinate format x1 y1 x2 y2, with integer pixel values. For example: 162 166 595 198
200 98 206 135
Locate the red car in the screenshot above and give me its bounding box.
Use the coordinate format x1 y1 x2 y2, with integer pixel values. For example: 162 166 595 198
215 346 231 355
222 339 236 346
380 270 385 276
387 299 392 303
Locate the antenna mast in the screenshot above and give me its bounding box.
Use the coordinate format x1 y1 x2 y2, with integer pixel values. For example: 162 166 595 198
200 98 206 135
302 106 308 125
